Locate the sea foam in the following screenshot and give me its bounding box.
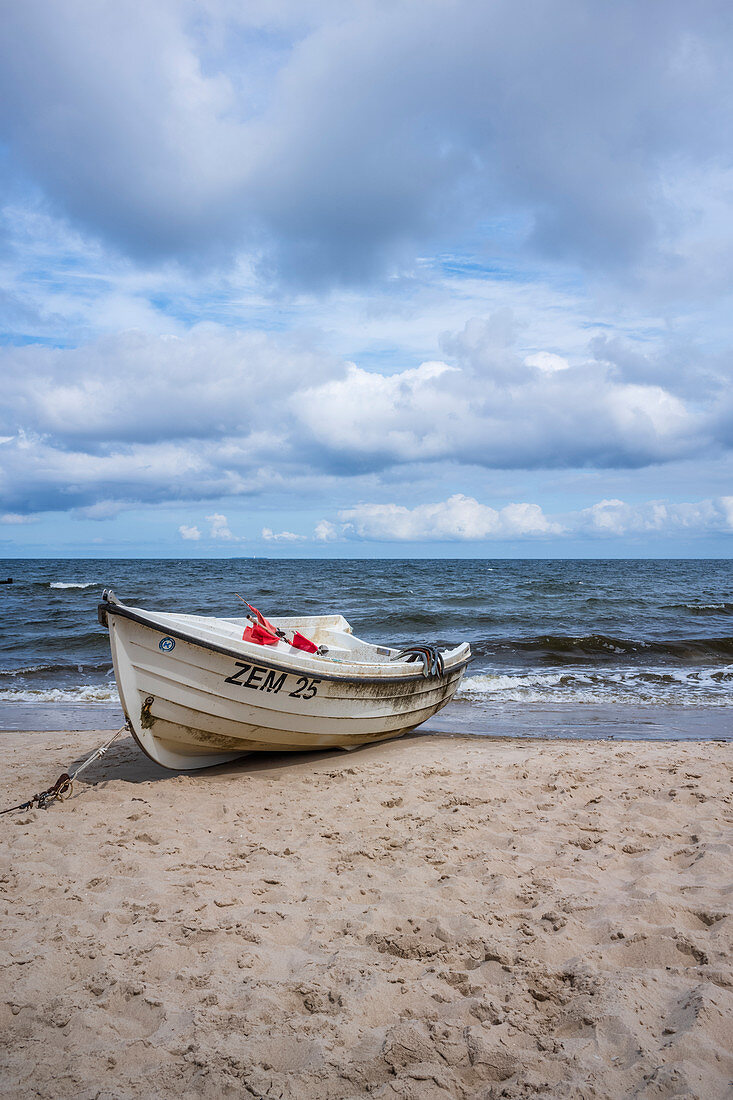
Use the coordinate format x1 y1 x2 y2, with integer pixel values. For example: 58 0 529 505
457 666 733 706
49 582 98 589
0 686 119 704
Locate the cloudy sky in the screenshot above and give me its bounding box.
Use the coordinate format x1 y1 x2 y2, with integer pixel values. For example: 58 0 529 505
1 0 732 557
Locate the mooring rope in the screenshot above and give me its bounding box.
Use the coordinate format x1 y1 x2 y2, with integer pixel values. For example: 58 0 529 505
0 723 129 817
390 644 445 678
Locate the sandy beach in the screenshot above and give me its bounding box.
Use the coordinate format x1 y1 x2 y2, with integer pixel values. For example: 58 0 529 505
1 729 731 1099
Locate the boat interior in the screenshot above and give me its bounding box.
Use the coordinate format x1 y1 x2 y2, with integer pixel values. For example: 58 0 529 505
136 609 398 666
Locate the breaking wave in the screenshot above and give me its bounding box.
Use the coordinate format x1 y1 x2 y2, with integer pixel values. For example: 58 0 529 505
457 666 733 706
0 685 119 704
49 582 98 589
0 664 59 677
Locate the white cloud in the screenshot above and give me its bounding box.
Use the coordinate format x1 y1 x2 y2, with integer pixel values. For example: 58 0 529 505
73 500 124 520
0 430 233 514
262 526 305 542
577 496 733 537
0 328 333 447
295 360 460 466
340 494 563 541
524 351 570 373
295 336 702 472
178 524 201 540
0 322 729 520
329 493 733 542
207 513 236 540
1 512 39 524
314 519 338 541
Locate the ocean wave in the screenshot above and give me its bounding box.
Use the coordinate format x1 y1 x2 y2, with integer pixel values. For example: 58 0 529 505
0 685 119 704
0 660 112 678
0 664 58 677
457 666 733 706
19 630 109 654
470 633 733 664
662 603 733 615
49 582 98 589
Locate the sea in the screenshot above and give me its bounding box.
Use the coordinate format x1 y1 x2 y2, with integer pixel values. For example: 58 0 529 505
0 558 731 741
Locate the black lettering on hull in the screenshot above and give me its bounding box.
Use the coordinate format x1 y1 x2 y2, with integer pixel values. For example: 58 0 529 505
289 676 321 699
262 670 287 694
224 662 251 685
225 663 318 700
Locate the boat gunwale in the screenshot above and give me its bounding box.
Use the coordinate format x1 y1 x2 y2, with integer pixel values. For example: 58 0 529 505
100 600 472 686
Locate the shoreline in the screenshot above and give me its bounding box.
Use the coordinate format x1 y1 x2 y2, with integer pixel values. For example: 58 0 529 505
1 730 731 1098
1 699 732 740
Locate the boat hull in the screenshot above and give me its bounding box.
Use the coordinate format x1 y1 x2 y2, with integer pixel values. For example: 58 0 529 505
107 610 469 770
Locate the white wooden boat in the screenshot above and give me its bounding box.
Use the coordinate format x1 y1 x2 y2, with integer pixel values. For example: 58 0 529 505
98 590 471 770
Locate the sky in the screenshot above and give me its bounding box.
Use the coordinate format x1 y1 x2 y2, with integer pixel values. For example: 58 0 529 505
1 0 732 558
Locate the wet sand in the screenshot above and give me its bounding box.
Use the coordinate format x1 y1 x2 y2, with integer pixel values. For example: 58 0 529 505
1 729 731 1098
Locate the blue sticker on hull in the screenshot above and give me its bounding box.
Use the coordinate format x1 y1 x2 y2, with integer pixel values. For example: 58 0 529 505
159 636 175 652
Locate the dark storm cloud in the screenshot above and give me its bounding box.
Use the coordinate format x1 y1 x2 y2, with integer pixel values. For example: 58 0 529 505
0 1 731 285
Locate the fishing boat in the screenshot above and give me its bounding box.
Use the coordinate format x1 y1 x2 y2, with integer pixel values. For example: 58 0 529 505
98 589 471 770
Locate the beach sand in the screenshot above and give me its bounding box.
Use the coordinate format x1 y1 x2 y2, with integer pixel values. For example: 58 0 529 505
1 730 731 1099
